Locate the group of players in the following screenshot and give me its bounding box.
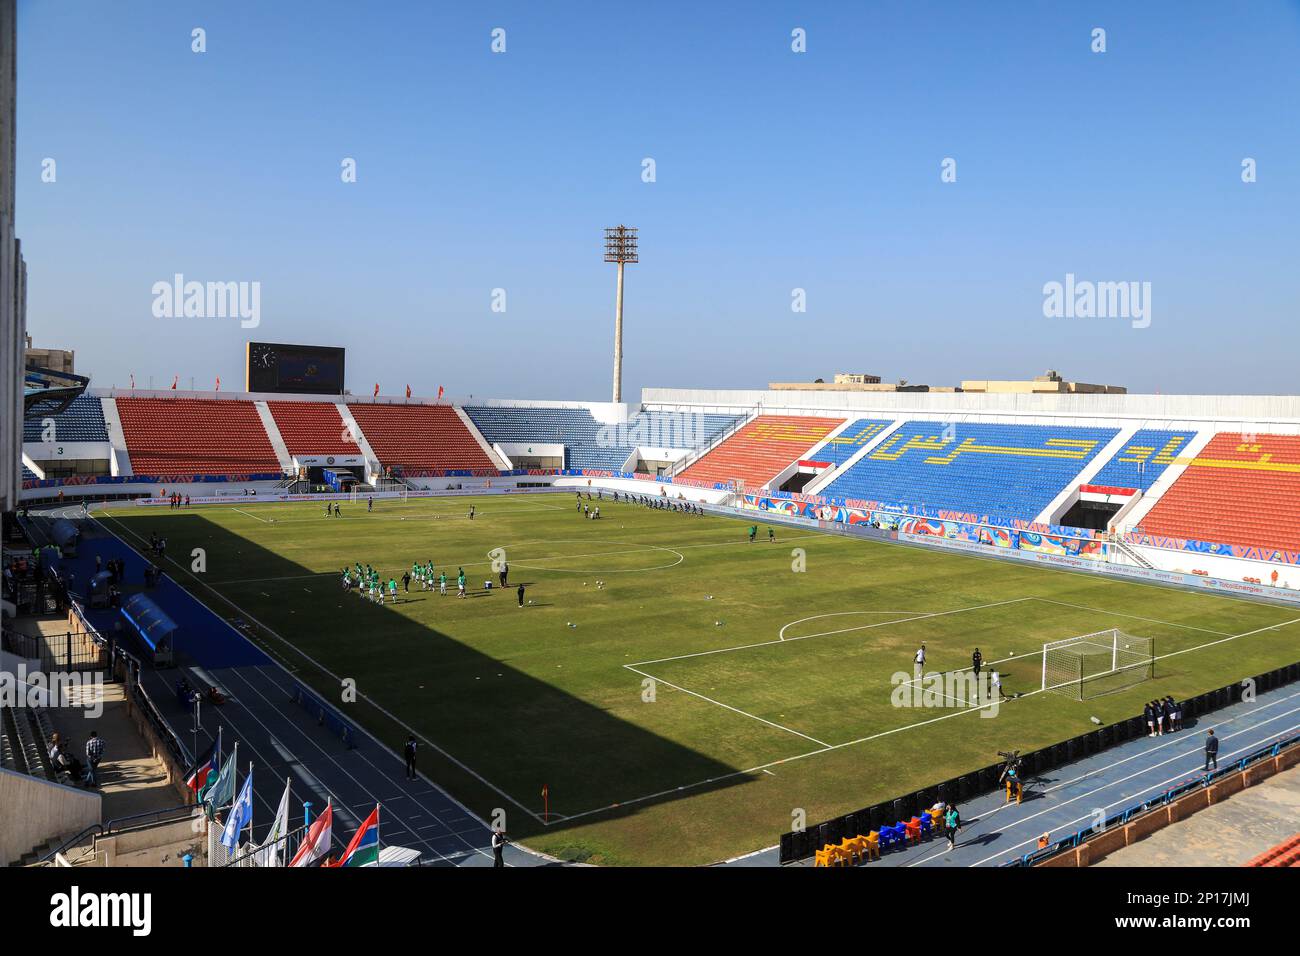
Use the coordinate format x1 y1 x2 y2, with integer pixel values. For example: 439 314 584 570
341 560 466 604
592 489 706 515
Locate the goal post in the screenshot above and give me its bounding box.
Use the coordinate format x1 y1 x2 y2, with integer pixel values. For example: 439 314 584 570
1041 629 1155 700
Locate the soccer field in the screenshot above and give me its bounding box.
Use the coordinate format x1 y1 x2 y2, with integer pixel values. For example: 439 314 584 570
98 493 1300 865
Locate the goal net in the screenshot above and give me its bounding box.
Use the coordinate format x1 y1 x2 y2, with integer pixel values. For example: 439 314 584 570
1041 629 1154 700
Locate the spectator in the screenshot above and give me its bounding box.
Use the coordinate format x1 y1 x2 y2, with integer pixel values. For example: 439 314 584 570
1143 701 1156 737
49 734 83 782
1204 729 1219 771
944 805 961 851
84 731 106 787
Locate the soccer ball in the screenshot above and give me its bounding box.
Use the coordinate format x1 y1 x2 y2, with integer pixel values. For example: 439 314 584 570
714 620 722 626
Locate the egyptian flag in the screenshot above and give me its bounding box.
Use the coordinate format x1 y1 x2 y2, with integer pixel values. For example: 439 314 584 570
215 376 221 392
327 805 379 867
185 739 217 794
290 801 333 867
373 383 380 397
171 375 178 390
436 385 444 400
405 385 411 399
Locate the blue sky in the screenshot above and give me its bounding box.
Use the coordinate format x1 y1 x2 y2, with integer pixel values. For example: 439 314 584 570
15 1 1300 398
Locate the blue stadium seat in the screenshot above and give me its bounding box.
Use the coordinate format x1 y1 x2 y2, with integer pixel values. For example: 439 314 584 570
821 420 1119 518
1088 430 1195 491
22 395 107 442
810 418 894 467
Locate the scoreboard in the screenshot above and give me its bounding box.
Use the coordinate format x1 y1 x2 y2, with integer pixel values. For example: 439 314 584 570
246 342 346 395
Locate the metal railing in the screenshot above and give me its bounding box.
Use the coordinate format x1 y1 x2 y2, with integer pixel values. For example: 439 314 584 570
37 803 198 865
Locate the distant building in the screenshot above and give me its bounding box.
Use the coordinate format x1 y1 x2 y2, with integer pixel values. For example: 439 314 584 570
960 369 1126 395
25 334 74 374
769 372 934 392
832 373 881 385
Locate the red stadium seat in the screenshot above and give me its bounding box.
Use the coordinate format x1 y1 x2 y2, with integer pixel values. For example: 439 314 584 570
1141 433 1300 552
267 401 358 457
116 397 280 477
346 403 495 473
677 415 843 490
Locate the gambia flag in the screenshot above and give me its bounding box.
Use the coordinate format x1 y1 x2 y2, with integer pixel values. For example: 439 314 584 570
333 805 380 867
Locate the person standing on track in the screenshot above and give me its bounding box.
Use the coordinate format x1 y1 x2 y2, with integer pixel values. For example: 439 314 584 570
492 826 508 867
403 734 418 780
1204 729 1219 771
944 804 960 851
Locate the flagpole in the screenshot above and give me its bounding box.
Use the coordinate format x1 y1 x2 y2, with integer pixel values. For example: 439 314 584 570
246 760 254 855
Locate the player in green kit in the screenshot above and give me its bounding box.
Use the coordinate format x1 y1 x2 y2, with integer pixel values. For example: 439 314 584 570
439 571 447 595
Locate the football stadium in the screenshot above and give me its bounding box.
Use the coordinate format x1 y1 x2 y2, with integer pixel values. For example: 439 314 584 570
2 0 1299 921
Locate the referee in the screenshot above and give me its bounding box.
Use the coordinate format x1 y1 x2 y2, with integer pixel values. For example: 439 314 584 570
971 648 983 677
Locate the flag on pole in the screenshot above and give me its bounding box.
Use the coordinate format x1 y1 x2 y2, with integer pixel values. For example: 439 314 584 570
221 770 254 849
289 801 333 867
202 744 238 819
373 383 380 397
437 385 444 400
129 373 135 389
405 384 411 399
185 739 217 794
196 728 222 801
255 778 292 867
327 805 379 867
215 375 221 391
171 375 178 390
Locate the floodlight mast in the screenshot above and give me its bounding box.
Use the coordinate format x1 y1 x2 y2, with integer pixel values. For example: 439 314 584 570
604 225 638 403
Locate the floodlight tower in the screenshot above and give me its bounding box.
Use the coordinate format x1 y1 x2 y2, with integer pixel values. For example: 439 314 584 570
604 225 638 403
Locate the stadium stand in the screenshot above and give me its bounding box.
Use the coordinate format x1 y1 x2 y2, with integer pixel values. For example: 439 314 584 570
1139 433 1300 552
1088 429 1196 491
115 397 280 477
21 463 37 480
266 401 358 457
811 418 895 466
821 420 1118 517
465 406 615 468
347 403 495 472
1245 834 1300 867
677 415 843 489
21 394 106 442
464 406 740 471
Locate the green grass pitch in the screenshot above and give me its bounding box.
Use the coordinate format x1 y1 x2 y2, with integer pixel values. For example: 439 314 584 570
97 494 1300 865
